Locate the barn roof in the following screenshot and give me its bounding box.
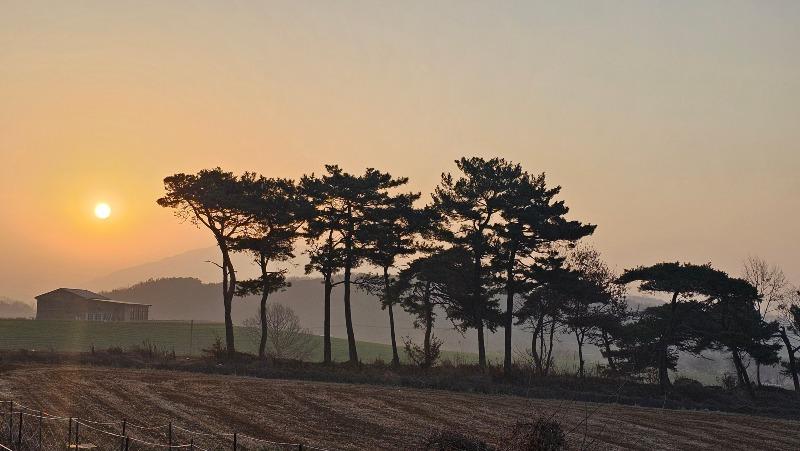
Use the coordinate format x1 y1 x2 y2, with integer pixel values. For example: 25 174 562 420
36 288 151 306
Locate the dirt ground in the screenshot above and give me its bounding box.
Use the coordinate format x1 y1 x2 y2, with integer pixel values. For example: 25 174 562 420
0 365 798 450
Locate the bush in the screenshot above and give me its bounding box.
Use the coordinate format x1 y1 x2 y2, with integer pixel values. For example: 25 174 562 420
717 372 738 391
403 334 443 368
505 419 567 451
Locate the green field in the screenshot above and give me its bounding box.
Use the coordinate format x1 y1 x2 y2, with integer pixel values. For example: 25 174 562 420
0 319 477 363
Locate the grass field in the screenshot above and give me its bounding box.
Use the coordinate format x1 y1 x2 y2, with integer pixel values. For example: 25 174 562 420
0 318 476 363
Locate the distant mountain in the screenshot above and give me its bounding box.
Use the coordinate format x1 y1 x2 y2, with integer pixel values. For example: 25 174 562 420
0 298 35 318
89 247 309 291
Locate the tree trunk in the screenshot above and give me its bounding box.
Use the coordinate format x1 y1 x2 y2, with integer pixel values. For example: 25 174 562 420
220 244 236 356
731 348 755 398
779 327 799 392
258 291 270 359
342 227 358 363
576 331 585 378
602 330 617 373
755 363 762 387
323 273 333 364
384 267 400 366
545 320 556 376
257 255 270 359
658 291 680 391
473 245 486 370
423 281 433 366
477 321 486 369
504 243 517 374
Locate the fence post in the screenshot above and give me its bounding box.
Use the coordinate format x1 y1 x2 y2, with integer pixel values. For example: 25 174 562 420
190 438 194 451
38 410 43 451
7 401 12 445
75 421 80 449
68 417 73 449
124 436 129 451
120 419 127 451
168 421 173 447
16 412 22 450
232 432 237 450
298 444 304 451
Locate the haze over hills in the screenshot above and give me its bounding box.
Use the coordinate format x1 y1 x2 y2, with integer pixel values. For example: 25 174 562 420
88 247 310 292
99 276 663 356
0 298 35 318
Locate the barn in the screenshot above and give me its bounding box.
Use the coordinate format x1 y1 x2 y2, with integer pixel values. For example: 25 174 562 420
35 288 150 322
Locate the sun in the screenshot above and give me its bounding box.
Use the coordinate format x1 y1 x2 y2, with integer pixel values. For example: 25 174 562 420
94 203 112 219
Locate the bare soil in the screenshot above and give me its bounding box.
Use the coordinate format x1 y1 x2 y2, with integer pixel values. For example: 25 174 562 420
0 364 798 450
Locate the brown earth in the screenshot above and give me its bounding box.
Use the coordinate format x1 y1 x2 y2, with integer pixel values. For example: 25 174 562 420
0 364 798 450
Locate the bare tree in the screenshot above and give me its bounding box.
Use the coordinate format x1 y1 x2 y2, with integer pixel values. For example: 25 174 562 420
242 304 317 361
742 256 789 386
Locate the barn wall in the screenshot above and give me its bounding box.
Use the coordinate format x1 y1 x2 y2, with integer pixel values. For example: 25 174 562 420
36 293 149 321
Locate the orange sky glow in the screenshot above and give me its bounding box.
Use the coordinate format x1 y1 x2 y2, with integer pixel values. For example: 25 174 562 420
1 1 798 300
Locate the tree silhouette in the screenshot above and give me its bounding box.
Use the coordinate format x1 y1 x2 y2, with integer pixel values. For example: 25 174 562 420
561 247 624 377
698 275 780 397
610 301 707 381
234 176 311 359
778 291 800 391
617 262 727 390
359 193 423 365
742 256 789 386
302 165 409 364
433 157 521 369
493 171 596 374
394 246 467 368
157 168 257 355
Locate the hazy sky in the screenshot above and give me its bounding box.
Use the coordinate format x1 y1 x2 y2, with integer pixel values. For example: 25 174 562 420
1 1 798 300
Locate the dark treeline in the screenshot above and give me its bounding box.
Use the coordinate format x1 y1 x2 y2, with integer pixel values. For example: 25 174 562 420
157 157 800 395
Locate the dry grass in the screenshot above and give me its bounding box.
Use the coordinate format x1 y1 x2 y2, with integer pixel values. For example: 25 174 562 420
0 364 798 450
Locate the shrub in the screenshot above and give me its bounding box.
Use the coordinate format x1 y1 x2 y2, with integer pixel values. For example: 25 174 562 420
717 372 738 391
505 418 567 451
403 334 443 368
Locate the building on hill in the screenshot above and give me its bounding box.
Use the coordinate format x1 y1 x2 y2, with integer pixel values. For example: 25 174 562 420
35 288 150 321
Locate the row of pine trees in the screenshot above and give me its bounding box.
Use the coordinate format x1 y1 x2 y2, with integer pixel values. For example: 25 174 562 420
157 157 800 395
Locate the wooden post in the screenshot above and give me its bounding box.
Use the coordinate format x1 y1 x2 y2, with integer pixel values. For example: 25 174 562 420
298 444 304 451
75 421 80 448
7 401 13 444
121 419 127 451
16 412 22 450
232 432 237 450
68 417 73 449
189 320 194 356
125 436 130 451
38 410 43 451
168 421 173 447
190 438 194 451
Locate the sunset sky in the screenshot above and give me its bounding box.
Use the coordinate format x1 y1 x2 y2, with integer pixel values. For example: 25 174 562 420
1 1 798 300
